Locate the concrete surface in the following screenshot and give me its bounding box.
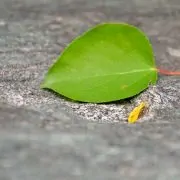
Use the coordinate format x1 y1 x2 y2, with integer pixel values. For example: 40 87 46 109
0 0 180 179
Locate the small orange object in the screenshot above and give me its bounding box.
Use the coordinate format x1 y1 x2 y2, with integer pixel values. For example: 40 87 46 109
128 102 147 124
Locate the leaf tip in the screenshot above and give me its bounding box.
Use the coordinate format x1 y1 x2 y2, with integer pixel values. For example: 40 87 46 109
40 84 45 89
40 79 48 89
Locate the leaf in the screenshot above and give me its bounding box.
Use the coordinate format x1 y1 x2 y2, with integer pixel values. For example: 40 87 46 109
128 102 147 124
41 23 158 103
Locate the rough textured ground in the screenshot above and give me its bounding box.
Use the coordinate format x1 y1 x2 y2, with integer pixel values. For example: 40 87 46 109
0 0 180 179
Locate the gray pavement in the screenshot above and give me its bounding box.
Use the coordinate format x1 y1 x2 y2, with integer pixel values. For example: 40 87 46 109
0 0 180 179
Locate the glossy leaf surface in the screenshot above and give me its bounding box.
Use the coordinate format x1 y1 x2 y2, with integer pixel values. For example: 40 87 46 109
41 23 157 103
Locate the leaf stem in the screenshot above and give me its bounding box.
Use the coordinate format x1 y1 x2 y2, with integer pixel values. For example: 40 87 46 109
157 68 180 76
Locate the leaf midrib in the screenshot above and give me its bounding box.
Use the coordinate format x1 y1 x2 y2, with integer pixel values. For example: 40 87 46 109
42 67 156 88
60 67 156 81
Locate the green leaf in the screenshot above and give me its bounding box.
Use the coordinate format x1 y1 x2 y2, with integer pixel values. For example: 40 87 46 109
41 23 158 103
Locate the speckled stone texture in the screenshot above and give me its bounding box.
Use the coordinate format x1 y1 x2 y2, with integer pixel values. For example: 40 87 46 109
0 0 180 179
